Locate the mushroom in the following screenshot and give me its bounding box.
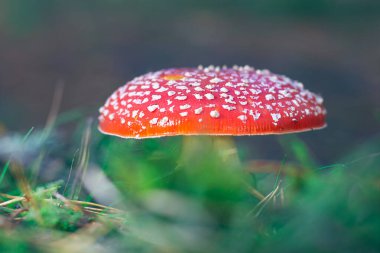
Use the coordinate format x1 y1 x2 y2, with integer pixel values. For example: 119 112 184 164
98 65 326 138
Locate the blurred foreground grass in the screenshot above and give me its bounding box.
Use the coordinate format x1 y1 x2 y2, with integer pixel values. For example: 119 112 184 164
0 119 379 253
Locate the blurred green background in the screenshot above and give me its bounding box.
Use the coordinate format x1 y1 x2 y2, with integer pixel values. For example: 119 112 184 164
0 1 380 253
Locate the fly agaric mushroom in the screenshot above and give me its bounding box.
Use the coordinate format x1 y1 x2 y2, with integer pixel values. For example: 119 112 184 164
98 65 326 138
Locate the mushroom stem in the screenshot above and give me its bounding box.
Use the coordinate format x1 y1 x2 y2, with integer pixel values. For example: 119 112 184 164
179 136 241 168
211 136 241 167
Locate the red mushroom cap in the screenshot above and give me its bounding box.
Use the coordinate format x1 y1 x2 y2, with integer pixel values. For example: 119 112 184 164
98 66 326 138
